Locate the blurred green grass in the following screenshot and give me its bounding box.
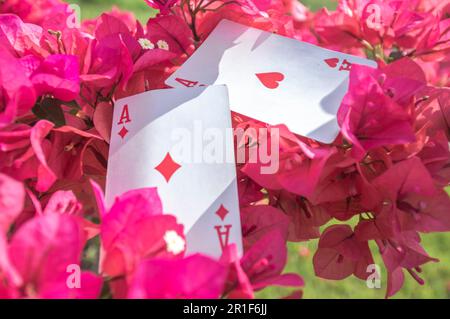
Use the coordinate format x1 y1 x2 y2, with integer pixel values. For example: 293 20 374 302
71 0 151 21
67 0 449 299
70 0 337 21
257 231 450 299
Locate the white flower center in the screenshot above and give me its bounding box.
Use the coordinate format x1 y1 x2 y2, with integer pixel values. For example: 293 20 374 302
138 38 155 50
157 40 170 50
164 230 185 255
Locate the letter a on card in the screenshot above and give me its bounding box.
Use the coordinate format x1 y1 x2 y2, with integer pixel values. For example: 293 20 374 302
117 104 131 125
106 86 243 258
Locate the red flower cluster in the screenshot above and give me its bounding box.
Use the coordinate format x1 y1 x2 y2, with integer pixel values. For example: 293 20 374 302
0 0 449 298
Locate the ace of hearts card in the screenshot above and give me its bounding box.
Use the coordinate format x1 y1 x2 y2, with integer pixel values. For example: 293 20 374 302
166 19 377 144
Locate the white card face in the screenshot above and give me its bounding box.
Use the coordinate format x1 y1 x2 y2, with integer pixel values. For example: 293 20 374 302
166 19 377 144
106 85 243 258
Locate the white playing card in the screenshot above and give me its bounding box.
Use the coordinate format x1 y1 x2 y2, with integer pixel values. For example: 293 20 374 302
166 19 377 144
106 85 243 258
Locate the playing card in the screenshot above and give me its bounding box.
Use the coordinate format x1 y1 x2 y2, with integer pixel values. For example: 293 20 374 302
106 85 243 258
166 19 377 144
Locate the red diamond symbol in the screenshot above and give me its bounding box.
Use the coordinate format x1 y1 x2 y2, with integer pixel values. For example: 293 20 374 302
215 204 229 221
155 152 181 182
118 126 129 139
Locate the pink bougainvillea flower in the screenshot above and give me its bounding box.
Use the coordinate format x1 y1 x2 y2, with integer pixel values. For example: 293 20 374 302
0 50 36 127
81 15 134 94
237 121 284 190
338 61 423 160
241 230 304 290
128 254 227 299
132 41 176 75
0 0 68 25
284 0 310 23
0 173 25 232
376 230 439 298
360 0 402 47
409 15 450 61
314 0 442 54
314 2 364 49
46 125 103 183
273 190 331 241
276 145 337 197
418 58 450 87
239 0 272 16
313 224 374 280
92 182 185 278
42 176 107 227
145 15 193 55
304 150 387 224
0 238 19 298
399 190 450 233
30 189 100 240
42 190 82 216
379 58 427 104
94 13 135 41
356 157 450 240
190 0 304 41
7 214 102 298
115 15 190 97
240 123 337 198
392 158 450 233
92 102 113 143
144 0 180 15
83 13 181 97
416 131 450 188
414 86 450 140
240 205 289 251
222 231 304 298
0 121 56 192
0 230 22 290
37 12 93 72
0 14 44 56
30 54 80 102
195 6 271 40
236 172 265 207
220 243 254 298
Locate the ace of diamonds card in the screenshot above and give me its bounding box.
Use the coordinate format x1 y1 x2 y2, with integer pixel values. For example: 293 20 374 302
106 85 243 258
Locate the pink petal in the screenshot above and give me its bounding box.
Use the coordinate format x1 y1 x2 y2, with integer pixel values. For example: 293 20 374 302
146 15 193 55
93 102 113 143
241 231 288 285
128 255 227 299
43 190 82 216
101 188 184 277
0 173 25 232
0 231 22 287
0 14 43 55
241 205 289 250
252 273 304 290
31 54 80 102
30 120 56 192
9 214 86 298
90 180 107 219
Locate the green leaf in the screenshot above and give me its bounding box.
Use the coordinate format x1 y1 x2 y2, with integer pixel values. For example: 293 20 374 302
61 99 81 110
32 98 66 127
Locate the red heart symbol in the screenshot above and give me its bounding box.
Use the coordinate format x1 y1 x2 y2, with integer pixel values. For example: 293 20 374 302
256 72 285 89
324 58 340 68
